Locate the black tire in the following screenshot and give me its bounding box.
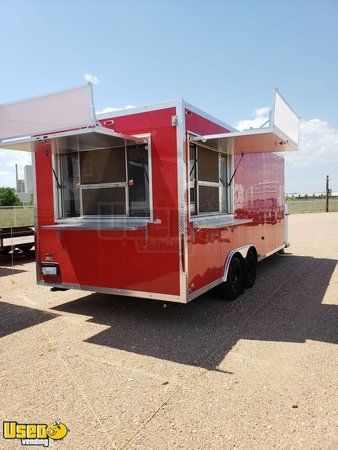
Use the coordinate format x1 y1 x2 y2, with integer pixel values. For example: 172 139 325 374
20 244 33 253
243 249 257 288
0 247 11 256
219 256 244 301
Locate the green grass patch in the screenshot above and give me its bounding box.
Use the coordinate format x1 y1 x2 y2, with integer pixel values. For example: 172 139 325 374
286 198 338 214
0 207 34 228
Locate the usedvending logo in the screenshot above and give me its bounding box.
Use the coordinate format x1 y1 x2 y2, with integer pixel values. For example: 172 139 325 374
3 420 69 447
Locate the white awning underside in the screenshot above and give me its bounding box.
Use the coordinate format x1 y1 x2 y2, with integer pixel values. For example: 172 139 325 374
0 84 146 151
0 86 299 155
0 127 146 152
192 90 300 154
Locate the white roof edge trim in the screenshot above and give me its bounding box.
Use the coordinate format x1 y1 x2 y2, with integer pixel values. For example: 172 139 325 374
96 99 182 120
182 100 237 132
97 98 237 132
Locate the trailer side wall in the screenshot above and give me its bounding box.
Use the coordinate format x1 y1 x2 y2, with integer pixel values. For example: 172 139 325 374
35 107 182 297
186 111 285 294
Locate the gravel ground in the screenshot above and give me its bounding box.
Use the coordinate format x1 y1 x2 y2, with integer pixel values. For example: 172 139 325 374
0 213 337 449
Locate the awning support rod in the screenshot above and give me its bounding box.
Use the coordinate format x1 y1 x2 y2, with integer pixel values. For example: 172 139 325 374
45 149 61 190
228 152 244 187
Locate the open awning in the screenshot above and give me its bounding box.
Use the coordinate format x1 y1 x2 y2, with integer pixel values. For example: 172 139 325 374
0 126 147 153
0 84 145 152
191 90 300 154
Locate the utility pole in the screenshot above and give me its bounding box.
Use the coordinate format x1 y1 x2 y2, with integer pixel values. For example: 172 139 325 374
326 175 330 212
15 164 19 192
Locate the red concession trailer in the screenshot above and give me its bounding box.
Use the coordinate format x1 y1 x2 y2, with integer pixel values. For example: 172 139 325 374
0 85 299 302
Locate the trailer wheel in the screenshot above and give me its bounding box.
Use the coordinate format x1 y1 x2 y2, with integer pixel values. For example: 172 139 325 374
21 246 34 256
220 256 244 301
243 249 257 288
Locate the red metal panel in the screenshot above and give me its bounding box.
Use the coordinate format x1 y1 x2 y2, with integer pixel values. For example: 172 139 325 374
185 109 230 135
35 107 181 296
261 153 277 254
237 153 265 257
275 155 285 248
235 152 285 257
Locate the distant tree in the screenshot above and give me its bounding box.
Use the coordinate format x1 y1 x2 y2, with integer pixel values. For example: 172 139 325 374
0 187 23 206
29 195 34 206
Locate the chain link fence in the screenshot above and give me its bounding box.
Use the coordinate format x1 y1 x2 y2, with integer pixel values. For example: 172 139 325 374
286 198 338 214
0 200 337 227
0 206 34 228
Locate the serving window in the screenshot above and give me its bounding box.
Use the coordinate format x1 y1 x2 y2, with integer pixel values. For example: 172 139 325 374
189 143 232 215
54 133 150 219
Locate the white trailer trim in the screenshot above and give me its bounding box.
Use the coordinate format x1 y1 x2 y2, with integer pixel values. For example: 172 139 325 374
38 280 184 303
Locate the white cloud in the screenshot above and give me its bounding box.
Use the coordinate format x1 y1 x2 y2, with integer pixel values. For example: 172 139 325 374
84 73 100 85
255 107 271 118
235 106 271 131
97 105 135 114
235 108 338 167
0 150 32 187
287 118 338 167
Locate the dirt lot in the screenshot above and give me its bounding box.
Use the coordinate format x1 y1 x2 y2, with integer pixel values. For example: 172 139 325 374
0 213 337 449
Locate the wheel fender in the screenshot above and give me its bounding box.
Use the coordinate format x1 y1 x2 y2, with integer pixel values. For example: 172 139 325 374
222 244 255 282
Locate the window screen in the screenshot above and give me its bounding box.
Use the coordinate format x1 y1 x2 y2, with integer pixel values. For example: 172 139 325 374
56 137 150 219
220 154 228 212
127 145 150 217
80 147 126 184
60 152 80 217
82 187 126 215
199 185 219 213
189 144 197 215
198 147 219 182
189 143 231 215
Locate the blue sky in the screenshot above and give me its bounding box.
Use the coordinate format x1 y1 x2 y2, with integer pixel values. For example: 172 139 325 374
1 0 338 193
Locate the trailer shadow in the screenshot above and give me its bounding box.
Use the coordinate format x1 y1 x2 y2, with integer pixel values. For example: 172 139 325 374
0 255 35 277
0 250 35 265
0 301 59 339
52 254 338 370
0 266 26 277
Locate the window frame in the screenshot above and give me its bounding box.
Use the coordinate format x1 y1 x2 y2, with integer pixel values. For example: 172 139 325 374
52 135 153 223
188 137 234 218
